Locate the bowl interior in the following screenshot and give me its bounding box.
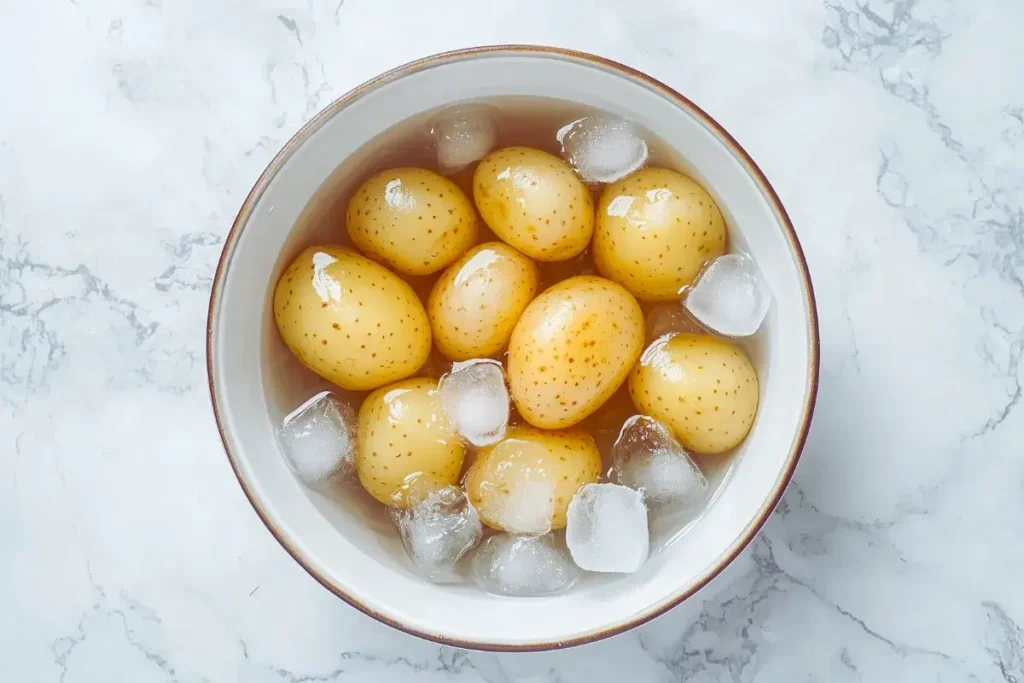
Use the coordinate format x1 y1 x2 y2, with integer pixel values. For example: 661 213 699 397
210 49 816 649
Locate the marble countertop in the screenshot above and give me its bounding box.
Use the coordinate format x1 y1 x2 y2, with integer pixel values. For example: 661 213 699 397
3 0 1023 680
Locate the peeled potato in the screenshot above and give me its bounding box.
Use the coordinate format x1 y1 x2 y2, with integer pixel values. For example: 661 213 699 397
594 167 726 301
273 246 431 391
507 276 644 429
465 425 602 531
628 333 758 454
356 378 465 505
474 147 593 261
346 167 479 276
428 242 540 361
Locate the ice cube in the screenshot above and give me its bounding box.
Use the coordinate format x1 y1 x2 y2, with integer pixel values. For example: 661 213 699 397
438 359 510 447
566 483 649 573
612 415 708 507
684 253 771 337
277 391 356 488
473 533 579 596
429 104 498 174
557 116 648 183
391 485 482 581
477 479 555 536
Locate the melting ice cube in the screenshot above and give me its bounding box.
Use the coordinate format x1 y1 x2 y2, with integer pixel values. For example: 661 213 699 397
557 116 648 183
473 533 579 596
277 391 356 488
566 483 649 573
438 359 510 447
429 104 498 174
391 485 482 581
684 253 771 337
612 415 708 507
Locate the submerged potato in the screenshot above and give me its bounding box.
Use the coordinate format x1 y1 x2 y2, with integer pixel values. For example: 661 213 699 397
628 333 758 454
464 425 602 531
594 167 726 301
356 378 465 505
474 147 593 261
428 242 540 361
273 246 431 391
507 276 645 429
346 167 479 276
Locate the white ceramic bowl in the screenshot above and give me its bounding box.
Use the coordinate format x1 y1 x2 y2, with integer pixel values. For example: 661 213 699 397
207 46 819 651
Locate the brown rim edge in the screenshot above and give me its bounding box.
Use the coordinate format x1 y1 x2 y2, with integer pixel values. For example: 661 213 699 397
206 45 820 652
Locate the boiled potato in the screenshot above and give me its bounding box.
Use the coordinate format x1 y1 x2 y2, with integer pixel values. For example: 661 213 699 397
507 275 644 429
356 378 465 505
474 147 593 261
428 242 540 361
346 167 479 276
465 425 602 531
628 333 758 454
593 168 726 301
273 246 431 391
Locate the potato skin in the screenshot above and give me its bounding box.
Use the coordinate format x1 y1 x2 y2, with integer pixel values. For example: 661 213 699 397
356 378 465 505
464 425 602 531
427 242 540 361
473 147 594 261
346 167 479 276
507 275 644 429
628 333 759 454
594 168 726 301
273 246 431 391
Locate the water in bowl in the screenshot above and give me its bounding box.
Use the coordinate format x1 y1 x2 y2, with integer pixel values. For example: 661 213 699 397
262 96 769 593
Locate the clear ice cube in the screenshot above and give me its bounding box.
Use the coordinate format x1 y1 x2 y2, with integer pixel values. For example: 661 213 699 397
684 253 771 337
473 533 579 596
391 485 483 581
612 415 708 507
438 359 510 447
276 391 356 488
566 483 649 573
557 116 649 183
429 104 498 174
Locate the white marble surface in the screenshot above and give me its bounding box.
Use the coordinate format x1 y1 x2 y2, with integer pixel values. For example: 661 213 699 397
2 0 1023 680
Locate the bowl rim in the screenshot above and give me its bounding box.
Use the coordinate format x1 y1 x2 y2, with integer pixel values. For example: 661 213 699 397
206 44 820 652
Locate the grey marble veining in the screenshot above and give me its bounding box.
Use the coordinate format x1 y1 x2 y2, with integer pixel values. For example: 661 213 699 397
2 0 1022 680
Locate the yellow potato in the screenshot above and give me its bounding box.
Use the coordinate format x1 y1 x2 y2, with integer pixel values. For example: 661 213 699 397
346 167 479 276
628 333 758 454
473 147 593 261
507 276 644 429
356 378 465 505
428 242 540 361
273 246 431 391
594 167 727 301
465 425 602 531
